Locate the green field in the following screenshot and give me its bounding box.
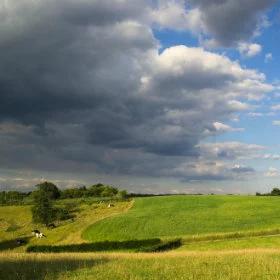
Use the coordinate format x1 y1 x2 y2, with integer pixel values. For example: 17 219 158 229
2 251 280 280
2 195 280 279
0 198 132 252
83 195 280 241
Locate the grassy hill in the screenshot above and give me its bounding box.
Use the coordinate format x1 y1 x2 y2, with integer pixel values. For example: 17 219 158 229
3 195 280 278
83 195 280 241
0 198 132 252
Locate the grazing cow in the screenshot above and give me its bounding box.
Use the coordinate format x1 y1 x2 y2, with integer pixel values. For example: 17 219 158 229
35 232 46 238
32 230 46 238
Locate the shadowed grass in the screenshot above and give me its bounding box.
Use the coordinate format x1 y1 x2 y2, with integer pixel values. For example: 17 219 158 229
26 238 182 252
0 237 30 251
0 254 105 280
26 239 161 252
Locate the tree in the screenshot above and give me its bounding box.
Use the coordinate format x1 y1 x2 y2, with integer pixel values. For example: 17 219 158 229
36 181 60 200
117 190 128 200
101 186 118 197
271 188 280 196
31 189 56 225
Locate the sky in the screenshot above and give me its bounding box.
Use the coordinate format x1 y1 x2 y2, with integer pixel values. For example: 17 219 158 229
1 0 280 194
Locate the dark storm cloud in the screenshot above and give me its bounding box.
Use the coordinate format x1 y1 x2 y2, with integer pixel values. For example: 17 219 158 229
152 0 276 47
59 0 147 26
189 0 276 46
0 0 155 124
0 0 274 188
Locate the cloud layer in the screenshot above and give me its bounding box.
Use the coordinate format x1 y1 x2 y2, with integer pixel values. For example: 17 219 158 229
0 0 276 190
151 0 275 47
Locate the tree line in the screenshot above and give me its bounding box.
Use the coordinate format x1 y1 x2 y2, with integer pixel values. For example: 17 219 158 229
0 182 127 205
256 188 280 196
27 181 127 226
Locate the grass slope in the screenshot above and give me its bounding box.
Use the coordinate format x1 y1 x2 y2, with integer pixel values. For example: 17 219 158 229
2 251 280 279
178 235 280 251
0 199 132 252
83 195 280 241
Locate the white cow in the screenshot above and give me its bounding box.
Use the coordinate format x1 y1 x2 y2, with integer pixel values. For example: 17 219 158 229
35 232 46 238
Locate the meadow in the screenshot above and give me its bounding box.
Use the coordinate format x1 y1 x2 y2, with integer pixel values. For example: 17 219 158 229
83 195 280 241
0 198 132 252
2 251 280 280
2 194 280 279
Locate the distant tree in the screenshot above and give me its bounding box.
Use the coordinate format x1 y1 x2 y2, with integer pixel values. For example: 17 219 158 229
0 191 29 205
271 188 280 196
116 190 128 200
101 186 118 197
256 192 261 196
35 181 60 200
60 187 83 199
88 184 105 196
31 189 56 225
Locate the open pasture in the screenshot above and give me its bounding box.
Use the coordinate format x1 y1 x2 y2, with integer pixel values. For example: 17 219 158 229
2 195 280 278
2 250 280 280
0 199 131 252
83 195 280 241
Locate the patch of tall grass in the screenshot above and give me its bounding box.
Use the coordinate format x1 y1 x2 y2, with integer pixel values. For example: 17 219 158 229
2 251 280 279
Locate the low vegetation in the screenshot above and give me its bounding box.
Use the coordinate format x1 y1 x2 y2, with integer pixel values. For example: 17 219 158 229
0 199 132 252
0 181 127 206
2 188 280 278
83 195 280 241
2 251 280 280
0 191 31 205
256 187 280 196
26 238 181 253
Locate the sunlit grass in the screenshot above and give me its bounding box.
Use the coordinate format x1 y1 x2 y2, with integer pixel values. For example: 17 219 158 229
178 235 280 251
0 199 132 252
2 251 280 280
83 195 280 241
